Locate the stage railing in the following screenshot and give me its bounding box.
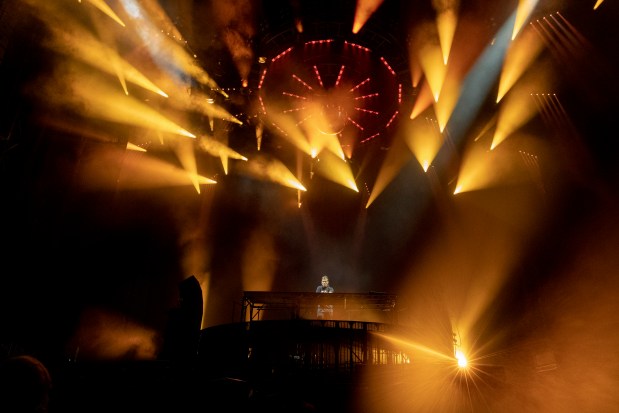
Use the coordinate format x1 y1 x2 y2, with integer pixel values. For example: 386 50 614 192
240 291 398 324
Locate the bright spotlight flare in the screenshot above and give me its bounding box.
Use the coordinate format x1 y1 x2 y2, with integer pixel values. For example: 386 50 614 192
455 349 468 368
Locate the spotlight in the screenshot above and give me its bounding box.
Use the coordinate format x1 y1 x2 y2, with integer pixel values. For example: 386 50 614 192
455 349 468 368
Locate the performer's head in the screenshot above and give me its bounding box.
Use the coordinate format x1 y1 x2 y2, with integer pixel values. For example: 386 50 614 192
321 276 329 287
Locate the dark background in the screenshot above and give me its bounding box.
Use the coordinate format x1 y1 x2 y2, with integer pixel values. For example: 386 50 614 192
1 0 618 386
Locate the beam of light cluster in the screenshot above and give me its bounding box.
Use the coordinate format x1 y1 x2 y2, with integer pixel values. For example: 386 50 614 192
237 155 306 191
433 10 517 175
86 0 126 27
52 69 195 138
594 0 605 9
492 62 552 149
313 151 359 192
120 0 222 94
131 0 187 44
21 1 157 97
497 25 544 102
433 0 460 65
403 115 444 172
512 0 539 39
197 134 248 175
352 0 385 34
45 23 167 97
264 109 313 156
303 123 346 160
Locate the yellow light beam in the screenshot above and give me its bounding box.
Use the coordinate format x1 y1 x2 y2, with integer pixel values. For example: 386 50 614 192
314 151 359 192
403 115 444 172
436 7 458 65
497 26 544 102
237 155 306 191
86 0 126 27
366 134 412 207
44 23 168 97
352 0 385 34
512 0 539 39
492 61 552 149
419 42 446 102
61 69 195 138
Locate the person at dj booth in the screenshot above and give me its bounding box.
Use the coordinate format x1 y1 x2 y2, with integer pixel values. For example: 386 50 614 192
315 275 334 319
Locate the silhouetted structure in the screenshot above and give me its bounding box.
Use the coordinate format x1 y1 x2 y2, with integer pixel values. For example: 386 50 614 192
159 276 203 361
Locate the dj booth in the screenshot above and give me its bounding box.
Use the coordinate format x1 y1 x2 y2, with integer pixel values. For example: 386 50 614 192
240 291 399 324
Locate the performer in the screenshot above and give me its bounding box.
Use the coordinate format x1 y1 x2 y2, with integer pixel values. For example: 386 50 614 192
316 275 334 319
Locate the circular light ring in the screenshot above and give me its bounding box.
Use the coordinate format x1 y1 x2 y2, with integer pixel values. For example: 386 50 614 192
258 39 401 156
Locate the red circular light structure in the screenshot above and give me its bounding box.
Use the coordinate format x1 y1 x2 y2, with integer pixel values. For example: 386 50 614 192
257 39 402 160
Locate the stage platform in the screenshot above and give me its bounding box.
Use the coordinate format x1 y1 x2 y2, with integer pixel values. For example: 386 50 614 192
240 290 399 324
